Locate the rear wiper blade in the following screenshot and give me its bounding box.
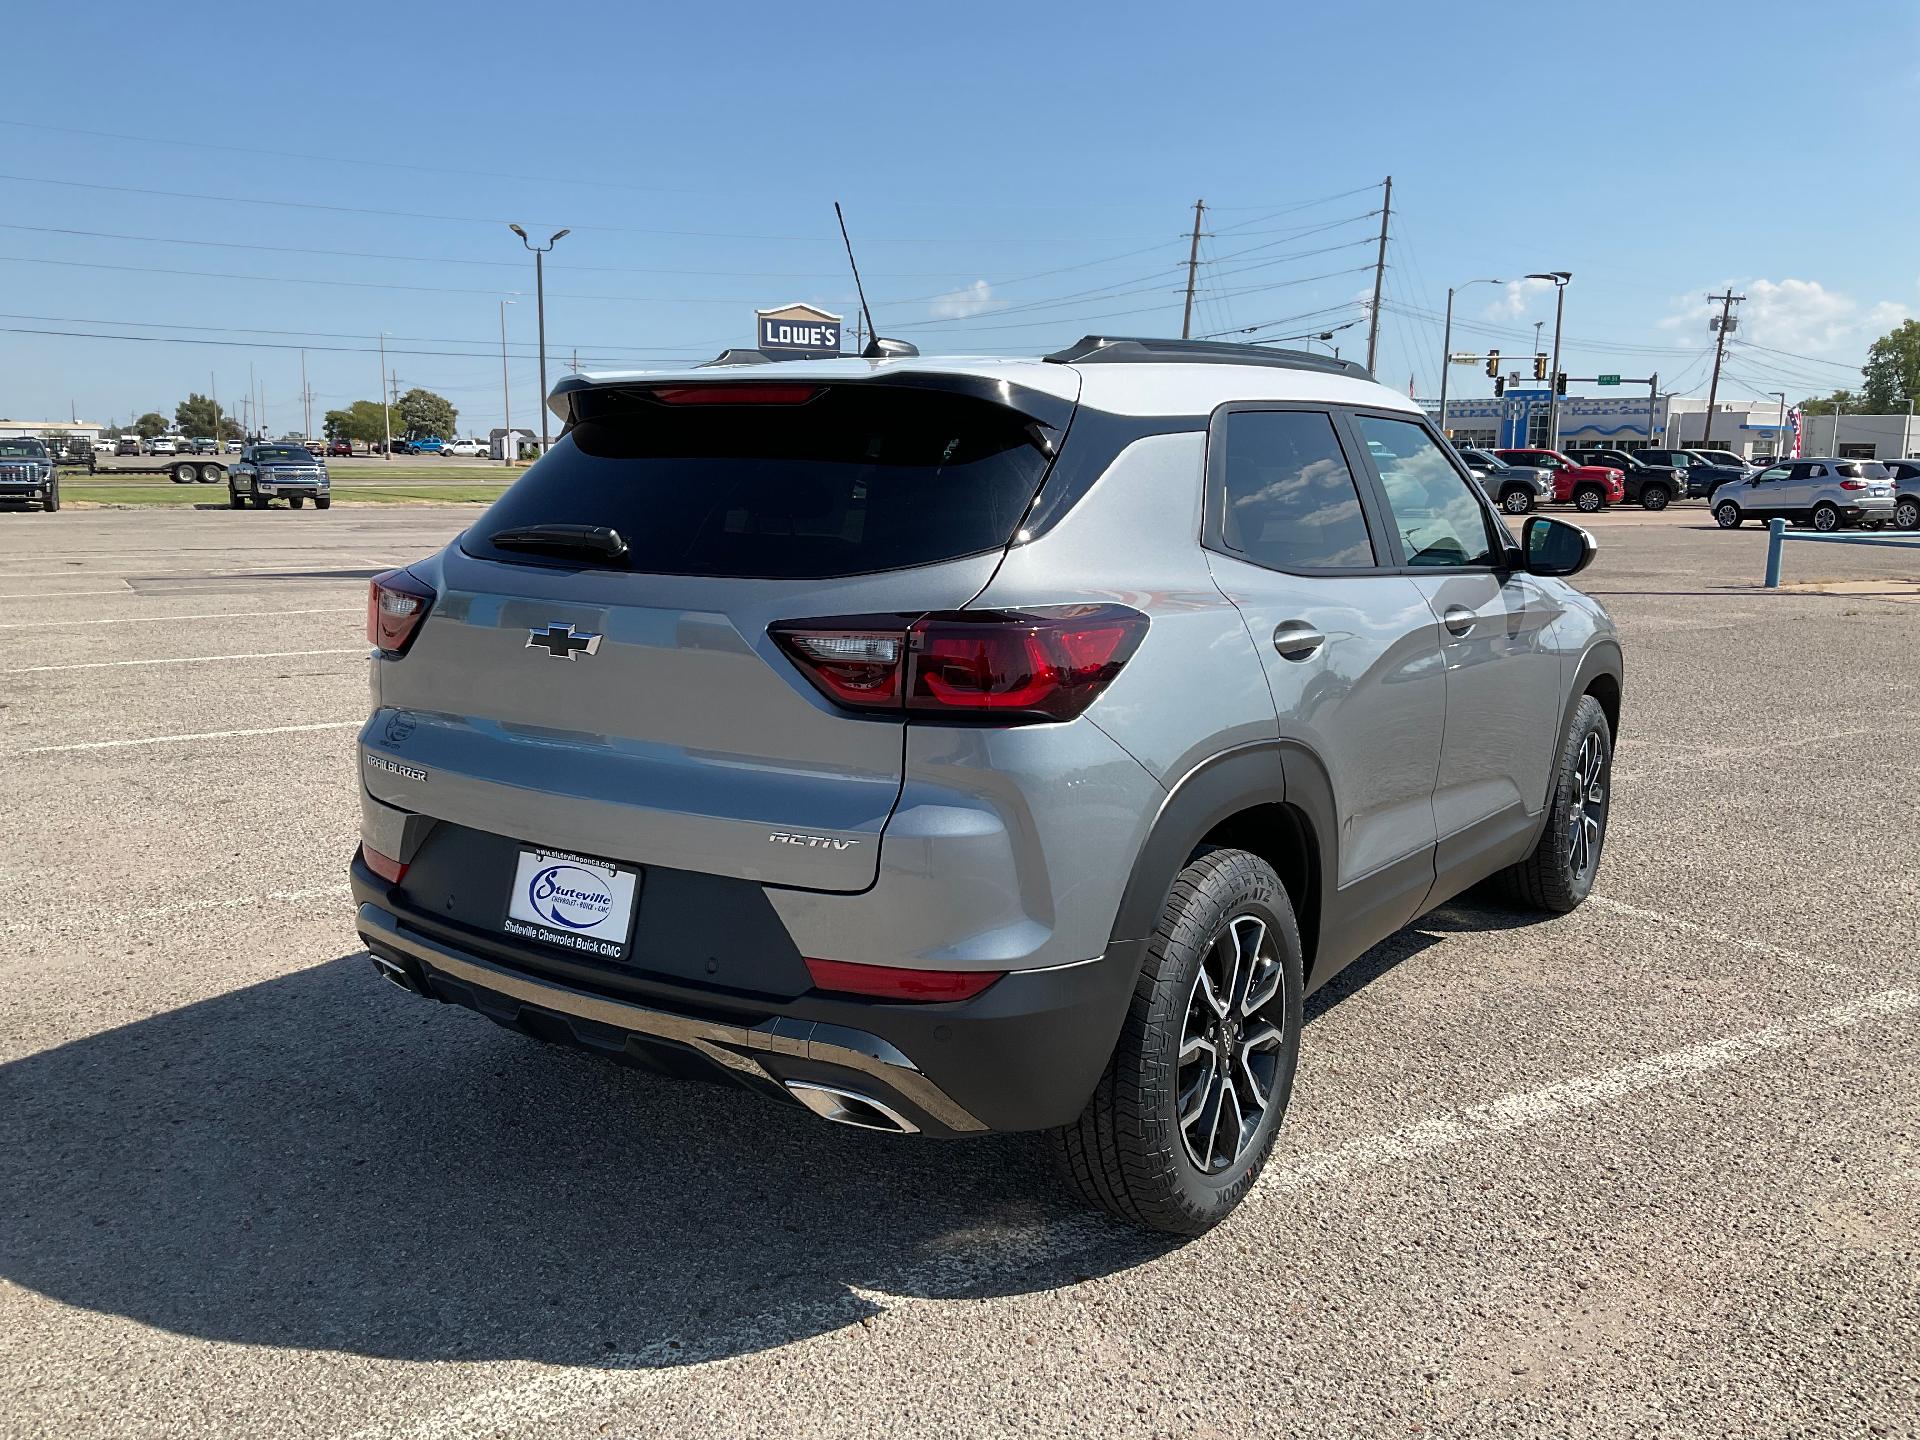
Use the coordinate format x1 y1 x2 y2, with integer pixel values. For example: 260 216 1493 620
487 524 629 559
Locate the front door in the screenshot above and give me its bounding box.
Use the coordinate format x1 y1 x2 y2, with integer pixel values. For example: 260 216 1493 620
1201 406 1446 936
1350 412 1565 897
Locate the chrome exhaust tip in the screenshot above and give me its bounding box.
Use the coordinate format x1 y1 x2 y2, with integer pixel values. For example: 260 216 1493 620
785 1080 918 1134
368 952 421 994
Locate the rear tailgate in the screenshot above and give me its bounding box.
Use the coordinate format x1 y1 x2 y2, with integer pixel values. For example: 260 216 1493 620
363 374 1075 892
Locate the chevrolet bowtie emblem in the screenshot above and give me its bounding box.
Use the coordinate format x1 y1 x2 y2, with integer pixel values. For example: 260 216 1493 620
526 623 602 660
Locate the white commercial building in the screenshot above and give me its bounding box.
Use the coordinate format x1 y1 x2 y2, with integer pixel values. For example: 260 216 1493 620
1429 392 1801 458
0 419 104 443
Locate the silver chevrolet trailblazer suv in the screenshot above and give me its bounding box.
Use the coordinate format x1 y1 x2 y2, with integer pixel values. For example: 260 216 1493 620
352 335 1623 1235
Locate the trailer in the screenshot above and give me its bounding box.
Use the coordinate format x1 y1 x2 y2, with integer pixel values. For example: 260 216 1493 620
72 455 229 484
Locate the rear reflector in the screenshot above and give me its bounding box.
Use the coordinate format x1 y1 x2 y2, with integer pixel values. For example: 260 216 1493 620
360 841 408 884
367 568 435 655
650 383 820 406
771 604 1148 723
804 957 1003 1002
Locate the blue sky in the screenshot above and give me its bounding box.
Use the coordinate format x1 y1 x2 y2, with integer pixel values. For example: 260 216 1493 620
1 0 1912 433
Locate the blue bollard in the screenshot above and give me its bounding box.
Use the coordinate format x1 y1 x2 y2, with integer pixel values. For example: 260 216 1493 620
1764 517 1786 588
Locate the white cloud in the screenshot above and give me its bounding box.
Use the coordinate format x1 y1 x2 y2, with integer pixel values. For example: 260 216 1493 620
1657 277 1911 355
929 280 996 319
1487 276 1555 320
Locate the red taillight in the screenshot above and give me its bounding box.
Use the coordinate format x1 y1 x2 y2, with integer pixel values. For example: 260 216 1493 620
367 568 435 655
360 841 408 884
1838 479 1868 491
804 957 1003 1002
771 605 1148 723
649 384 820 406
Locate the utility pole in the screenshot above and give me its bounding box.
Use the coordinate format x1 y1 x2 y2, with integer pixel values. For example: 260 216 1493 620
499 300 514 466
1365 176 1391 374
1700 290 1743 450
300 350 311 440
1771 391 1787 457
247 362 256 442
1180 199 1206 340
210 371 221 449
378 333 391 461
1438 278 1502 437
1648 373 1659 446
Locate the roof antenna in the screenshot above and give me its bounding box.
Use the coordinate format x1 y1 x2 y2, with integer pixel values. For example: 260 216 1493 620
834 202 914 359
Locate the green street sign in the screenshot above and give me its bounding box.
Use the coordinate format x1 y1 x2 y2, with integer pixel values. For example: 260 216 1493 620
1597 373 1621 386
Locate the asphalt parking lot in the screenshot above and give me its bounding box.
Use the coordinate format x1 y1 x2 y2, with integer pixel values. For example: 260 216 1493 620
2 504 1916 1439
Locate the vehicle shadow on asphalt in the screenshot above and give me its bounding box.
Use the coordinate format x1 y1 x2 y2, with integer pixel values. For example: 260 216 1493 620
0 956 1176 1371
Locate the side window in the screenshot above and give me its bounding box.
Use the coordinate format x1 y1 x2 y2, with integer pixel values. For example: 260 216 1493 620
1801 464 1824 480
1356 415 1498 569
1215 409 1377 571
1756 467 1789 483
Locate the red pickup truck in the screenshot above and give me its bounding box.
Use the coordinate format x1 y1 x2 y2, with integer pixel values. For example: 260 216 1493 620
1493 449 1624 513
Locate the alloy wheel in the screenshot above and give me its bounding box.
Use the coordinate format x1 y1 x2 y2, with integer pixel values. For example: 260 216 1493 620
1503 491 1532 514
1813 505 1839 532
1896 499 1919 530
1576 490 1602 513
1567 731 1607 880
1178 913 1286 1175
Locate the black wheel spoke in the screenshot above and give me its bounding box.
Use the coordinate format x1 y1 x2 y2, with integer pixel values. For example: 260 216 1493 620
1179 909 1286 1175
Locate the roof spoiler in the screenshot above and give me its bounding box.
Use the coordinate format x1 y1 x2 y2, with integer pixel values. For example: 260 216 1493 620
1043 334 1371 379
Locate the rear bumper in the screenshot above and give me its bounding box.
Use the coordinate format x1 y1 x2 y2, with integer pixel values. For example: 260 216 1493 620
351 860 1142 1138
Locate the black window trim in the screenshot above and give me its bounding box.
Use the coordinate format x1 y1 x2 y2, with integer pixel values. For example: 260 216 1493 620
1338 406 1512 576
1200 401 1395 578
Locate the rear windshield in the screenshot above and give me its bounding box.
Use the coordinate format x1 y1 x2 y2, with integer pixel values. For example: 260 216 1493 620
1839 462 1889 479
463 384 1054 578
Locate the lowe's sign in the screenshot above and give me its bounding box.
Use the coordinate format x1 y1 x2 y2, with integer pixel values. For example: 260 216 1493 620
756 303 842 358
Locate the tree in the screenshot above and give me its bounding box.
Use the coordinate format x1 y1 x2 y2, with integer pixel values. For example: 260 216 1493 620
322 400 394 447
395 387 457 441
1797 389 1862 416
174 393 242 441
132 412 169 438
1862 319 1920 413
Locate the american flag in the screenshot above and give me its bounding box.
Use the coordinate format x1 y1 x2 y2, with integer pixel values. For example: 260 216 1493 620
1788 407 1803 458
1408 375 1417 400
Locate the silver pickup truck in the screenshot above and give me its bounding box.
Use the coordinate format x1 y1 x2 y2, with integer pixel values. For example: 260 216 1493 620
226 444 332 511
1455 447 1555 514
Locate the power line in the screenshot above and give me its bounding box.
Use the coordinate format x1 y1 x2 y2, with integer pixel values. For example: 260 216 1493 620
0 312 707 355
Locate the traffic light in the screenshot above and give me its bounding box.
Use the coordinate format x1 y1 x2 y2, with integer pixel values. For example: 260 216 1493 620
1484 349 1500 378
1555 371 1569 396
1493 375 1506 398
1532 353 1548 381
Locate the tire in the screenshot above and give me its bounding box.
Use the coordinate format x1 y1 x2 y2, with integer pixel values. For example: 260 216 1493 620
1489 693 1612 915
1050 848 1303 1236
1896 498 1920 531
1714 500 1742 529
1640 485 1671 512
1811 503 1840 533
197 464 221 484
1500 487 1534 515
314 497 331 510
228 490 245 509
42 481 58 513
1573 485 1604 513
289 495 306 509
249 495 269 509
171 461 197 484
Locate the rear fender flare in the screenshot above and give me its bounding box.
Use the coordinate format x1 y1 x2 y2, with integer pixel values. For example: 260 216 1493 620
1109 742 1337 968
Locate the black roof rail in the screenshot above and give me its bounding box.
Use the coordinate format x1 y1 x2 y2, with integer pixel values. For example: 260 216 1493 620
1042 334 1372 380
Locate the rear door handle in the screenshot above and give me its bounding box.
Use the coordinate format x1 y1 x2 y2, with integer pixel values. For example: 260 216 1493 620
1441 606 1476 637
1272 620 1326 660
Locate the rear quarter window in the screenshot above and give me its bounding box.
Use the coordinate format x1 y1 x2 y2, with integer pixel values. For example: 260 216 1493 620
464 384 1053 579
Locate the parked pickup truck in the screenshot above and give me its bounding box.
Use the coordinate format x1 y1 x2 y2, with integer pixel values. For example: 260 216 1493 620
1564 447 1686 511
408 436 446 455
227 444 332 510
0 438 59 511
1455 447 1554 514
1639 448 1748 499
1492 448 1625 512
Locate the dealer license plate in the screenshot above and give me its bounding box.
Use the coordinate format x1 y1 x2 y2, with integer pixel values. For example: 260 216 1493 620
503 847 640 960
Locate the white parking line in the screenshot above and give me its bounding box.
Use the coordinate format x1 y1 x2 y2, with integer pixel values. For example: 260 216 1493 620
0 588 135 599
0 606 360 629
1586 894 1850 975
19 721 360 754
1 648 365 675
352 985 1920 1440
0 883 352 936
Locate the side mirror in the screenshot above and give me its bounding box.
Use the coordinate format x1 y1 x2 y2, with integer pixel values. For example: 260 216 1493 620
1521 515 1596 578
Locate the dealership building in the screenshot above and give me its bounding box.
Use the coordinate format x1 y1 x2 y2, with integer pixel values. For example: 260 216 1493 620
0 419 104 443
1426 391 1920 459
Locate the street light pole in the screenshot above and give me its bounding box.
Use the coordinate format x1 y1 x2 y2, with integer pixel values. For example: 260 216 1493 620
1439 278 1502 438
1771 392 1787 458
510 224 570 456
378 333 391 461
1526 272 1572 448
